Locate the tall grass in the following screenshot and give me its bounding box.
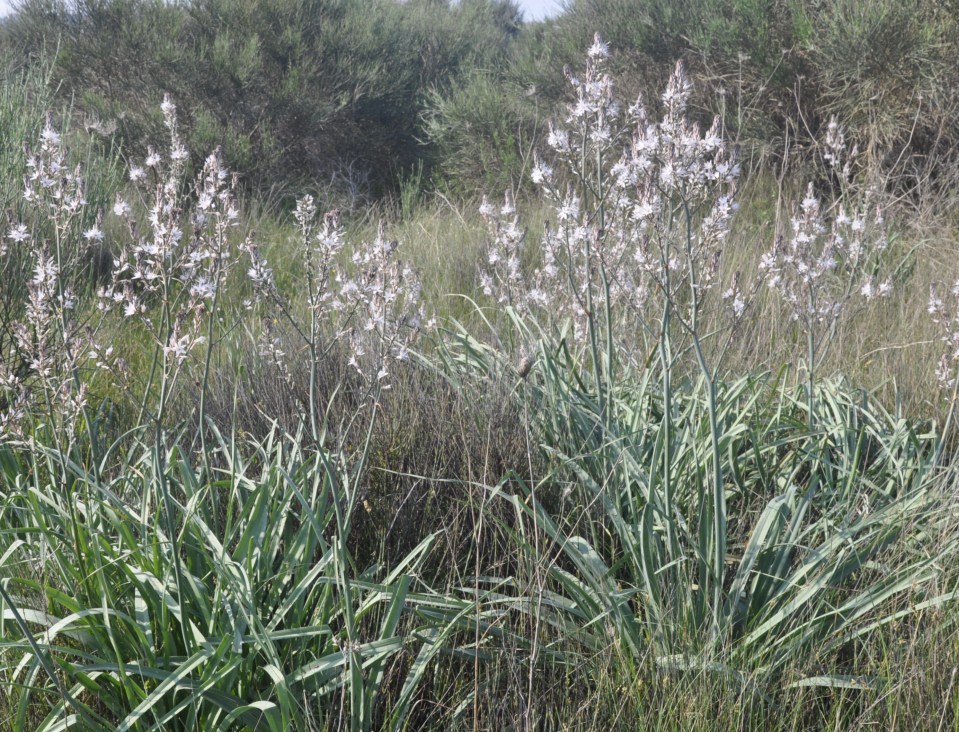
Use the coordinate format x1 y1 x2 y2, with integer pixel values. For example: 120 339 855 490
0 421 445 730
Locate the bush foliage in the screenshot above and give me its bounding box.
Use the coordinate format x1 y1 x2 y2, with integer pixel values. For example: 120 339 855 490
3 0 958 200
3 0 524 201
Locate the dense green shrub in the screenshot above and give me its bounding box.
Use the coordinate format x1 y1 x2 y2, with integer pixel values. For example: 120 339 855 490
4 0 525 202
7 0 956 202
422 71 541 194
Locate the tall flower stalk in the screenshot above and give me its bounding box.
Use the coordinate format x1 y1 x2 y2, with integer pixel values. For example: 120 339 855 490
482 38 741 647
760 121 891 429
242 196 433 445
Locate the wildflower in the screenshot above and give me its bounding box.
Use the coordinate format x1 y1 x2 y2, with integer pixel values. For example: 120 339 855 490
164 333 204 364
190 276 216 301
83 226 104 243
928 286 944 317
479 192 529 312
478 197 496 217
587 33 609 60
936 353 953 386
823 117 846 170
295 194 317 230
39 123 60 146
530 159 553 186
547 124 570 153
7 224 29 243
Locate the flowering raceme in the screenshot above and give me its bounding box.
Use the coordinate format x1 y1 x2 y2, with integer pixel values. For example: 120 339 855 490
98 96 239 372
481 36 740 349
759 121 891 334
928 281 959 390
0 115 98 440
478 191 539 313
243 194 433 387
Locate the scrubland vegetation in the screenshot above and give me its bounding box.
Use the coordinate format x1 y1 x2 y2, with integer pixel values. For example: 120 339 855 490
2 1 959 729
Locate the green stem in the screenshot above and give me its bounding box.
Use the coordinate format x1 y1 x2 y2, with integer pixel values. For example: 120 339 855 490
807 313 816 433
683 199 725 650
197 275 223 467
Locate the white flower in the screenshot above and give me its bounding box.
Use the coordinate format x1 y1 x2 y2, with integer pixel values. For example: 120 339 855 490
40 124 60 145
83 226 104 243
113 198 131 217
547 125 570 152
129 166 146 182
478 198 495 217
557 195 580 222
7 224 29 243
530 161 553 186
190 276 216 300
589 125 611 144
631 201 656 221
572 98 593 119
164 334 204 364
587 34 609 60
936 354 953 385
928 290 943 315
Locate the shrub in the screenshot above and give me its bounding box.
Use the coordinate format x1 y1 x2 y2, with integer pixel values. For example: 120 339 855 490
4 0 528 202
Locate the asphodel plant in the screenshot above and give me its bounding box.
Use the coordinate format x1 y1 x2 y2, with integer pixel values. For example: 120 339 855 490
480 34 741 649
470 34 954 689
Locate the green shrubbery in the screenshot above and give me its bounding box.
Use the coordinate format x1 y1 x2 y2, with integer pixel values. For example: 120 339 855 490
3 0 525 202
4 0 958 203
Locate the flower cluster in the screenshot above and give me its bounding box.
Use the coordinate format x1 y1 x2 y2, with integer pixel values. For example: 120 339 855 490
1 117 96 440
22 115 88 222
2 93 433 440
478 192 540 313
928 282 959 389
244 195 433 386
482 37 740 347
759 114 893 347
759 180 891 328
341 221 433 379
98 97 239 370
